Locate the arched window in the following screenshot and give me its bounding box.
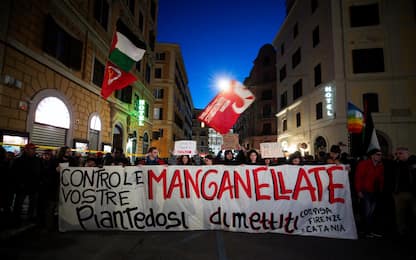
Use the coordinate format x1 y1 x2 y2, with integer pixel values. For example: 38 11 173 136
32 96 70 148
89 114 102 150
35 97 70 128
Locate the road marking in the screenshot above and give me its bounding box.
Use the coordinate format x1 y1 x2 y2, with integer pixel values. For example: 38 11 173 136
216 231 227 260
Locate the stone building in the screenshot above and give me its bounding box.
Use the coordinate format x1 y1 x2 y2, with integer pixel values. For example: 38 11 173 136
150 43 193 158
274 0 416 156
0 0 158 157
234 44 277 150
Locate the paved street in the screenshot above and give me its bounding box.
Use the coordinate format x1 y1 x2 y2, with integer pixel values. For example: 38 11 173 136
0 226 414 260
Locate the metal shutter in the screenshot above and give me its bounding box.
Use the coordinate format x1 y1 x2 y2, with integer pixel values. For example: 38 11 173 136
89 129 99 150
32 123 66 148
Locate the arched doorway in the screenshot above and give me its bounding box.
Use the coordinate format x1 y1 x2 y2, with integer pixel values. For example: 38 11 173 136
142 132 149 154
127 131 137 162
112 124 123 152
32 96 70 148
314 136 327 155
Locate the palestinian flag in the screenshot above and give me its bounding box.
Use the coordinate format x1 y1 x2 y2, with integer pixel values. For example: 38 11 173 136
100 24 146 99
108 32 146 71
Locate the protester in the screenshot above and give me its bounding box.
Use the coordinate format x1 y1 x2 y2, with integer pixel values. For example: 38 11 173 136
288 151 302 165
140 147 166 165
203 155 214 165
246 149 260 165
39 149 59 230
392 147 416 238
10 143 43 226
177 155 193 165
355 148 384 238
327 145 341 164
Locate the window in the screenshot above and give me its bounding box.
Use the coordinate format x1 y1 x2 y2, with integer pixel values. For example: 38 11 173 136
136 60 141 72
150 0 157 21
312 26 320 47
261 90 272 100
138 11 144 32
145 64 151 83
311 0 318 13
352 48 385 73
293 23 298 38
127 0 135 15
282 119 287 132
279 65 287 82
92 58 105 86
316 102 323 120
262 123 272 135
153 107 163 120
292 48 301 69
293 79 303 100
35 97 70 129
296 112 301 127
115 85 132 103
350 3 380 27
281 43 285 56
262 104 272 117
155 68 162 78
154 88 164 99
363 93 379 113
43 15 83 70
263 57 271 66
94 0 109 30
149 30 155 51
280 91 288 109
314 63 322 86
156 52 166 60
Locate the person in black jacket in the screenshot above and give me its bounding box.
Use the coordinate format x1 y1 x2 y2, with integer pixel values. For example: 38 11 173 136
10 143 43 225
392 147 416 238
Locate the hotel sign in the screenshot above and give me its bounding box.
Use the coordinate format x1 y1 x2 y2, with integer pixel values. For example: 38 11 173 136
324 85 334 117
138 99 145 126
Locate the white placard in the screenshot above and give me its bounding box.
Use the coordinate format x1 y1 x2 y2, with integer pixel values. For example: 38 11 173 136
260 142 284 158
173 140 197 156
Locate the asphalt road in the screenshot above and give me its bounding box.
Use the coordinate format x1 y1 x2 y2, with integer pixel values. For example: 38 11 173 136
0 227 414 260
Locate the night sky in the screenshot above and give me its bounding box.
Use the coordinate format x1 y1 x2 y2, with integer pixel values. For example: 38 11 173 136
157 0 286 109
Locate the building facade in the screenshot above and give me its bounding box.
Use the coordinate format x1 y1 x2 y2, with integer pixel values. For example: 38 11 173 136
151 43 193 158
273 0 416 157
192 108 209 155
234 44 277 150
0 0 158 156
208 128 223 156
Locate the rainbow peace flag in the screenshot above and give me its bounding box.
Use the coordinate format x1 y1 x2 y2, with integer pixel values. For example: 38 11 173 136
347 102 364 133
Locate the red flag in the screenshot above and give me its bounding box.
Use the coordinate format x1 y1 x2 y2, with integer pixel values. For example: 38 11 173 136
101 61 136 99
198 80 255 134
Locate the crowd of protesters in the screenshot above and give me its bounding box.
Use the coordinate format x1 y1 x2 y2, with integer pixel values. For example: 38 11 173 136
0 143 415 241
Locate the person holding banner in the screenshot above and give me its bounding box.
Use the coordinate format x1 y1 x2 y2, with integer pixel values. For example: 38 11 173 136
246 150 260 165
177 155 193 165
203 155 214 165
327 145 342 165
288 152 303 165
140 147 166 165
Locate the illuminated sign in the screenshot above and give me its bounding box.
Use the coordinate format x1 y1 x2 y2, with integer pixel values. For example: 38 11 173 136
324 85 334 117
138 99 145 126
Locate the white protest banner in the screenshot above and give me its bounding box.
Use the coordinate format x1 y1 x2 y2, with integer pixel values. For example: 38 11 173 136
173 140 197 156
59 165 357 239
260 142 284 158
221 133 239 150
